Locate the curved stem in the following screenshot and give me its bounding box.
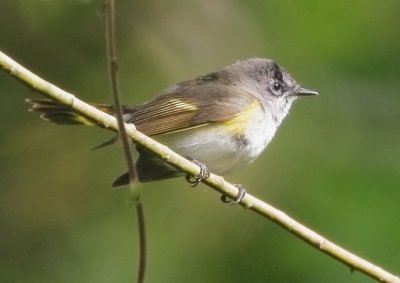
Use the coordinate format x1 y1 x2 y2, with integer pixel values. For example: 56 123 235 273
103 1 146 282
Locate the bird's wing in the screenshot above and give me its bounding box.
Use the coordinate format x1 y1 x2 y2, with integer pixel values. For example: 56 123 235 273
124 83 255 136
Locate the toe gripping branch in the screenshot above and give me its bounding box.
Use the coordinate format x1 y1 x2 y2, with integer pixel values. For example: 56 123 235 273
220 184 246 204
185 158 246 204
185 158 210 187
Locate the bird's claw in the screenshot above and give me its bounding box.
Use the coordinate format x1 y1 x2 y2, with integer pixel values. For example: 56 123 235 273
220 184 246 204
185 159 210 187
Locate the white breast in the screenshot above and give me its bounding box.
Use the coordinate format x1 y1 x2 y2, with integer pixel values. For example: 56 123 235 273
155 108 278 175
241 107 278 162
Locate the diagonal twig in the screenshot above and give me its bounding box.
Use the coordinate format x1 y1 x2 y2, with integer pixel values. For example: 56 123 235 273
0 50 399 283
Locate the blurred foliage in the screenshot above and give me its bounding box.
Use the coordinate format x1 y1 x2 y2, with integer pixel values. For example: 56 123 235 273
1 0 400 282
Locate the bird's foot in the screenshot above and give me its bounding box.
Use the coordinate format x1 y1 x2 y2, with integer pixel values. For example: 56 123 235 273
185 158 210 187
220 184 246 204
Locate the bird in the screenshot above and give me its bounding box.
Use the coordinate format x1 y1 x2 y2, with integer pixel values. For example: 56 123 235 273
27 58 318 198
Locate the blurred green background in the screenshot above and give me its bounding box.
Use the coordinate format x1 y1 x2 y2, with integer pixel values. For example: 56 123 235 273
1 0 400 282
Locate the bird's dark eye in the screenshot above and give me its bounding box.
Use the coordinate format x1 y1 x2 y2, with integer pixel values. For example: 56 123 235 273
273 82 282 91
270 80 283 96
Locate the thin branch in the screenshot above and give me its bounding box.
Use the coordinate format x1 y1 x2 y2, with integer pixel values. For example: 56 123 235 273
136 202 146 283
103 0 138 188
103 1 146 282
1 50 399 283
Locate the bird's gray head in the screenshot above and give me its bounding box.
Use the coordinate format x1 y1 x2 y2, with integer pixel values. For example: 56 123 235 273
226 58 318 125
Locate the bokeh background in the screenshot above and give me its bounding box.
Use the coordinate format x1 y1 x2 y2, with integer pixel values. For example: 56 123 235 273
1 1 400 282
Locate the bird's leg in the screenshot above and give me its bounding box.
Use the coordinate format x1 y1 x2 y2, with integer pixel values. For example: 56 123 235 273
220 184 246 204
185 158 210 187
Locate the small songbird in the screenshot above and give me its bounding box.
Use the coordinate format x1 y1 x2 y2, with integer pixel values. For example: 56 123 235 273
28 58 318 192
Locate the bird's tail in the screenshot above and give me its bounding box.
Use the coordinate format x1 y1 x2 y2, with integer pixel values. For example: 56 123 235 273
27 98 183 186
26 98 115 126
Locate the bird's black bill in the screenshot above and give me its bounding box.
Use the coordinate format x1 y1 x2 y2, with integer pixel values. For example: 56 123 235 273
296 87 319 96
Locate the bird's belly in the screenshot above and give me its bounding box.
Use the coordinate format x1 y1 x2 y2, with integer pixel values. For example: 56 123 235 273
155 112 277 175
